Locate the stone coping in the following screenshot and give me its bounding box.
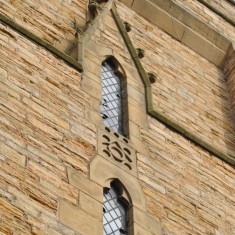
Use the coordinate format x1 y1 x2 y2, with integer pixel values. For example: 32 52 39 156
0 13 83 72
119 0 233 68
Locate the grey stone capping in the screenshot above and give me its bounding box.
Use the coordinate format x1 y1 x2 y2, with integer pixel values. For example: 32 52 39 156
227 0 235 4
0 13 83 72
223 43 235 125
149 109 235 166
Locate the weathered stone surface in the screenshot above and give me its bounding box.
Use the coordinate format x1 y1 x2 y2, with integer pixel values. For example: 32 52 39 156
181 27 227 67
117 1 235 160
140 117 235 235
223 43 235 123
0 0 87 52
79 192 103 219
0 19 96 234
129 222 153 235
0 1 235 235
98 127 137 176
130 206 163 234
122 0 232 52
132 0 185 41
59 199 102 235
67 167 103 202
90 156 147 212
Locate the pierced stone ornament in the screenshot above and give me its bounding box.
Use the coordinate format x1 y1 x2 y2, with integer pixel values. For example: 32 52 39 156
98 127 137 176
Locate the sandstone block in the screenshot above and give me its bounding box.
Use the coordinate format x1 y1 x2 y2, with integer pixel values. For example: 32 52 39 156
79 192 103 219
67 167 103 202
0 67 7 78
59 199 102 235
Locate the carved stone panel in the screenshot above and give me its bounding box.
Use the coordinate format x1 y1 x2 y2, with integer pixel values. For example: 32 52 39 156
98 127 137 176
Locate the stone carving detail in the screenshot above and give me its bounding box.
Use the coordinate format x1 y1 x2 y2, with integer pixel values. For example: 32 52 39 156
98 127 137 175
102 135 132 170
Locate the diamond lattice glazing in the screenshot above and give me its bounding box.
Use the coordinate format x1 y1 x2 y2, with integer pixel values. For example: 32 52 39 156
103 187 128 235
101 62 123 134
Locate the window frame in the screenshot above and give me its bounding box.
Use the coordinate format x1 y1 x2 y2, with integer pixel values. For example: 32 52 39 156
100 57 129 137
103 179 130 235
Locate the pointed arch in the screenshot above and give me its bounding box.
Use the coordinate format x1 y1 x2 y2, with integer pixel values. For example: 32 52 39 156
89 157 164 235
103 179 130 234
90 157 146 212
100 56 129 136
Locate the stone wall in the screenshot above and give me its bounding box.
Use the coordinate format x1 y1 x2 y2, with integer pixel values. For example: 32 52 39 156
0 21 96 234
140 117 235 235
0 0 87 52
174 0 235 39
0 0 235 235
116 2 235 158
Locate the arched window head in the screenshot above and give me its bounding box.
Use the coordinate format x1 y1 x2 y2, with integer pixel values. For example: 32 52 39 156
101 57 128 136
103 180 130 235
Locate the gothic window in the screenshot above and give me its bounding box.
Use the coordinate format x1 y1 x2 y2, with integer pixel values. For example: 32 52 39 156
101 58 128 136
103 180 129 235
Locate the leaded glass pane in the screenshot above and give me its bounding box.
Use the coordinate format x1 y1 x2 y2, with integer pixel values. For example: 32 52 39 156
101 62 124 134
103 186 128 235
